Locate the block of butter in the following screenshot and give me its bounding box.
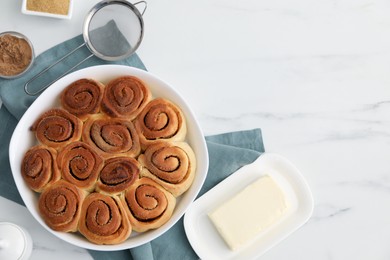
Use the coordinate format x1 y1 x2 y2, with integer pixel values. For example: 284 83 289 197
208 175 288 250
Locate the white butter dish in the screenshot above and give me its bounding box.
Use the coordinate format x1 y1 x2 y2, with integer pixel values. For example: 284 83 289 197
21 0 73 20
184 153 314 260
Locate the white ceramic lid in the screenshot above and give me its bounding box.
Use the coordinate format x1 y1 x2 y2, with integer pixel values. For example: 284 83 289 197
0 222 30 260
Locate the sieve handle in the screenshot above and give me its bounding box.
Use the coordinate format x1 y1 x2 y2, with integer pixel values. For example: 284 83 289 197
24 43 94 96
134 1 147 15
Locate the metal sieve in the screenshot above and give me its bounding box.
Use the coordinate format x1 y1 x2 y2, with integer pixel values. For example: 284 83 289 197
24 0 146 95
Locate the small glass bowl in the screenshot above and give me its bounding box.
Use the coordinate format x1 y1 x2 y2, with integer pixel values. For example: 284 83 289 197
0 31 35 79
0 222 33 260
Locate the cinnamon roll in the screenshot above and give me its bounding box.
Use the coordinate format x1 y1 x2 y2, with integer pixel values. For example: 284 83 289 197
96 157 140 195
101 76 151 119
79 193 131 245
21 145 61 192
38 180 85 232
60 78 104 121
134 98 187 149
120 177 176 232
30 108 83 149
138 142 196 197
57 141 103 192
82 114 141 158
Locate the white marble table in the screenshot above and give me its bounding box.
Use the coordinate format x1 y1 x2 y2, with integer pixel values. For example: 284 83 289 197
1 0 390 259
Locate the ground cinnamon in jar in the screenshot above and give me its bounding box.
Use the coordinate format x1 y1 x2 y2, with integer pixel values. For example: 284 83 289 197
0 34 33 77
26 0 70 15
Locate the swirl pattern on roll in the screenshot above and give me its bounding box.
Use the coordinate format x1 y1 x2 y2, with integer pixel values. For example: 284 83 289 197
134 98 187 148
138 141 196 197
120 177 176 232
82 114 141 158
30 108 83 149
101 76 151 119
96 157 140 195
38 180 85 232
21 145 61 192
60 78 104 120
79 193 131 245
23 74 199 245
57 141 103 191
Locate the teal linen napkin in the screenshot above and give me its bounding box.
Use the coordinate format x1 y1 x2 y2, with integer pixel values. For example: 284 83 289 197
0 27 265 259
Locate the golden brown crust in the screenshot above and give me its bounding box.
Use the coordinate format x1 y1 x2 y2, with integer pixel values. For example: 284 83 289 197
60 78 104 121
120 177 176 232
96 157 140 195
101 76 151 119
21 145 61 192
38 180 85 232
138 142 196 197
30 108 83 149
82 114 141 158
22 75 197 245
79 193 131 245
134 98 187 149
57 141 104 192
